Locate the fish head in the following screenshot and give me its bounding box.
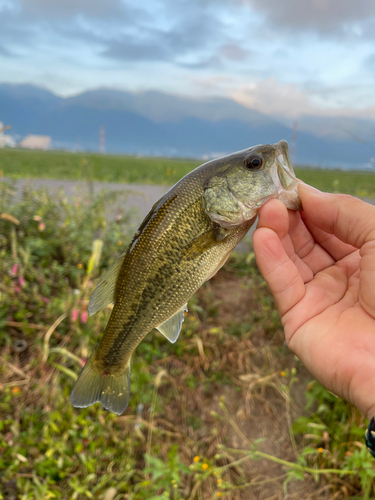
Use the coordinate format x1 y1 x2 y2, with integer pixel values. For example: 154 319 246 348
203 140 301 228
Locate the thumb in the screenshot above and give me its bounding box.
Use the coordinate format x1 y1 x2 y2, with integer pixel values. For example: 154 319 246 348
253 203 306 317
298 183 375 318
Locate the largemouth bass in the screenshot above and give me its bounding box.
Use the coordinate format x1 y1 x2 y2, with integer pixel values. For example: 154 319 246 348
71 140 301 414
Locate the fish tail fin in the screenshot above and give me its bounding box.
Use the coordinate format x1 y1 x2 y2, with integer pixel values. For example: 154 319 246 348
70 351 131 415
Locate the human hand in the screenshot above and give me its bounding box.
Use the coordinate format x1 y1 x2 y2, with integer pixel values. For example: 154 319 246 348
253 183 375 419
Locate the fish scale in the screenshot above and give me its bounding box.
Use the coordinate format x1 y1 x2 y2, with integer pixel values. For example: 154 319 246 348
71 140 301 414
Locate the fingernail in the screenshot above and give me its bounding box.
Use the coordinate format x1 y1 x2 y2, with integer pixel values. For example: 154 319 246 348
298 181 322 194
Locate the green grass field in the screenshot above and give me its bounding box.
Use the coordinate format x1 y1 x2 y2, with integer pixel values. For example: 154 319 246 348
0 148 374 197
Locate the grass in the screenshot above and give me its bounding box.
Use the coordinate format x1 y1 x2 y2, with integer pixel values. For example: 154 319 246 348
0 149 201 186
0 148 375 197
1 181 375 499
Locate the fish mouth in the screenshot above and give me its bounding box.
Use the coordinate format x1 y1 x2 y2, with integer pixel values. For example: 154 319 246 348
272 140 302 211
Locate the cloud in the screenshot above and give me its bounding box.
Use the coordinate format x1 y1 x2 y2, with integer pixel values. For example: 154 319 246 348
103 39 170 62
0 0 149 50
232 78 317 117
100 9 227 65
19 0 132 21
242 0 375 38
231 78 375 120
0 0 232 69
219 44 250 61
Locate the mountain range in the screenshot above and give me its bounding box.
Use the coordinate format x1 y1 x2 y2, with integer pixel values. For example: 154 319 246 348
1 83 375 169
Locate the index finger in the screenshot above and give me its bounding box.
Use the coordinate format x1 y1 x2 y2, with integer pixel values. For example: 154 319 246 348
298 183 375 248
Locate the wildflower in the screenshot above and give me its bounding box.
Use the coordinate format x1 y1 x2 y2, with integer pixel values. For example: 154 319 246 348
33 215 42 222
217 478 222 485
217 493 222 497
81 311 88 324
42 297 50 304
12 387 21 394
19 276 25 287
11 263 18 275
202 463 208 470
38 222 46 231
318 447 324 453
117 240 122 246
280 371 286 377
193 456 200 462
14 285 21 294
71 309 79 322
77 263 83 269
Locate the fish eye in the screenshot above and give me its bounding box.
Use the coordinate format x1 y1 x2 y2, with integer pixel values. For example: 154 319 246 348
244 154 263 170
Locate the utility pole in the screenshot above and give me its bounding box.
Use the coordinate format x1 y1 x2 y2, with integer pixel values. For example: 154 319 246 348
99 125 105 154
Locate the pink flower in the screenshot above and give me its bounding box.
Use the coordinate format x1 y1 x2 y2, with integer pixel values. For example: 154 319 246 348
42 297 50 304
14 285 21 293
18 276 25 287
71 309 79 322
38 222 46 232
11 263 18 275
33 215 42 222
80 311 88 324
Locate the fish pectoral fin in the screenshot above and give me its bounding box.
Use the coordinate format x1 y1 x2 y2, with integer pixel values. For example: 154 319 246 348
88 251 127 316
156 303 188 343
182 230 219 261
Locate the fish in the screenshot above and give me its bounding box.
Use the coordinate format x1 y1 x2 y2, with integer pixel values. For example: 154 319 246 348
71 140 301 415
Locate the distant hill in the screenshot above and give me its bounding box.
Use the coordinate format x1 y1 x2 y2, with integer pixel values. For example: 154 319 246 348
1 83 375 169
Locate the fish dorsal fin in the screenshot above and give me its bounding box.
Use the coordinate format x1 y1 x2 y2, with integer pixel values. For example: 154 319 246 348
156 304 188 343
88 251 127 316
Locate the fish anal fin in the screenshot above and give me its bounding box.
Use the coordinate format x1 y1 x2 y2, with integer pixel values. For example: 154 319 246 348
88 251 126 316
70 351 131 415
156 303 188 343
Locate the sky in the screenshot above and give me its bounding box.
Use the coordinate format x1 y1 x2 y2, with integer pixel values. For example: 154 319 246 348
1 0 375 119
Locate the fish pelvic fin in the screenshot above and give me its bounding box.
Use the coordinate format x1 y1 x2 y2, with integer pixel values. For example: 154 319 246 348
156 303 188 343
70 352 131 415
